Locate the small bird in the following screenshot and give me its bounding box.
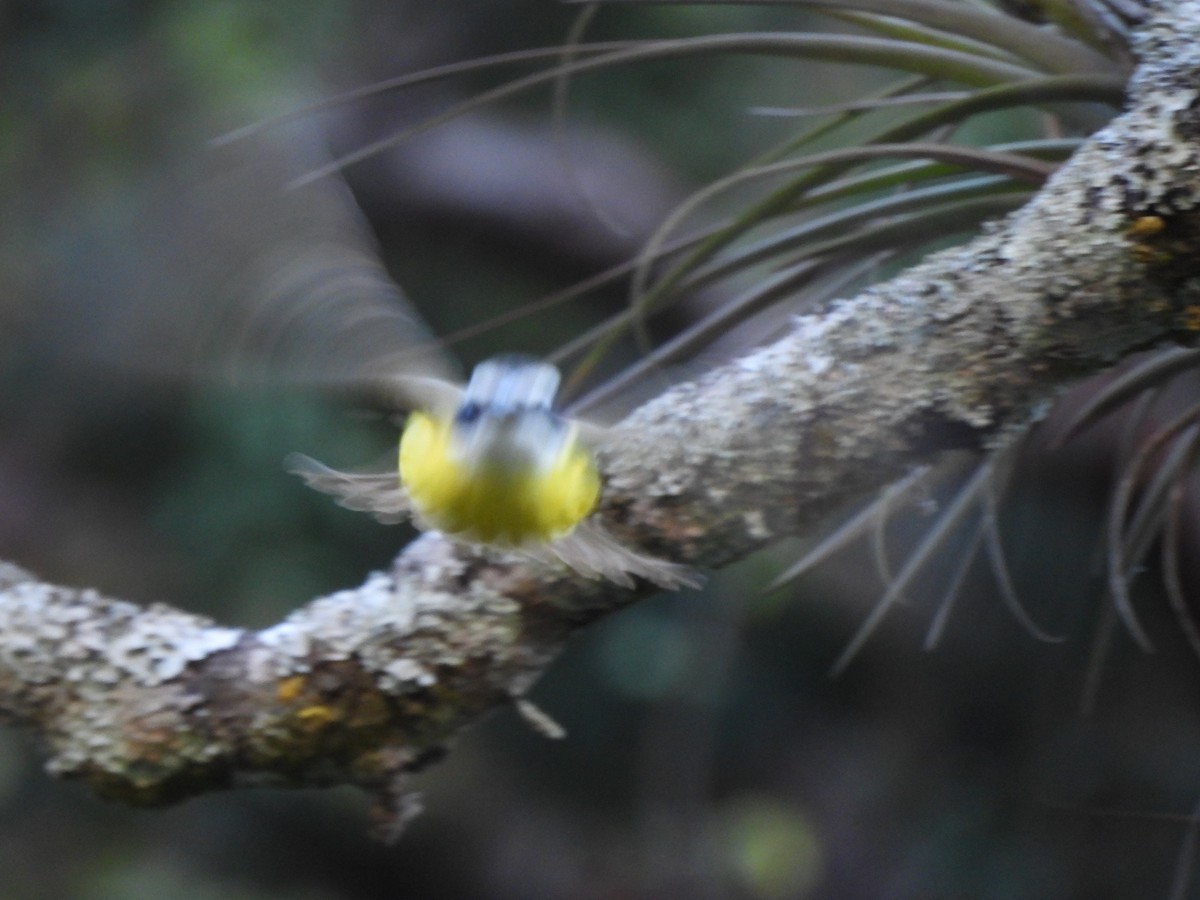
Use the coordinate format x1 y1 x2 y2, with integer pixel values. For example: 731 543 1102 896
288 355 698 589
101 134 694 590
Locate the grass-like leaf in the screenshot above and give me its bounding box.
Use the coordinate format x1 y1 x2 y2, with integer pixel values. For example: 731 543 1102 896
1052 347 1200 446
562 0 1118 74
568 251 895 411
830 457 997 674
613 75 1123 343
280 33 1042 188
1106 407 1200 651
629 141 1051 292
767 465 934 592
1162 477 1200 663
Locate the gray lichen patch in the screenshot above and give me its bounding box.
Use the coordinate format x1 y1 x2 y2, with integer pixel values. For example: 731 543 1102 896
0 579 245 795
258 568 522 694
0 581 241 693
106 605 242 686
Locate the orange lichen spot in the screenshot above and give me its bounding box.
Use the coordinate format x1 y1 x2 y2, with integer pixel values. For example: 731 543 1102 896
277 675 306 703
1126 215 1166 239
1131 244 1173 266
296 704 341 731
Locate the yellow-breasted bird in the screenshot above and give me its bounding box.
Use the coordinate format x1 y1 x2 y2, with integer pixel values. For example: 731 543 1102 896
288 356 697 588
97 134 694 589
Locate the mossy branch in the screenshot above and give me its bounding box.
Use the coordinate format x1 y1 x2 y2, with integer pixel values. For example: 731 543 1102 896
1 0 1198 829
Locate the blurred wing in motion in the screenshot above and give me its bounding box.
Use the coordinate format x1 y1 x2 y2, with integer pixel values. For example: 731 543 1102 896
286 453 412 525
72 124 695 589
531 520 701 590
74 122 460 409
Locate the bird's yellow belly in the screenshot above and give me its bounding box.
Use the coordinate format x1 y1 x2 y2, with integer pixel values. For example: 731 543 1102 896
398 411 600 546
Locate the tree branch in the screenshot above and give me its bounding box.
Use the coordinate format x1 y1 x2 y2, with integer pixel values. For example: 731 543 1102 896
2 0 1199 826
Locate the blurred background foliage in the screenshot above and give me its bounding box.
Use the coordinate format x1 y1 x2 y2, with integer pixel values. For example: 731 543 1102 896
4 0 1200 898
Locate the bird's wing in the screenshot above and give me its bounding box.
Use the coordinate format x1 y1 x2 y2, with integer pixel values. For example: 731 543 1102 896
536 521 701 589
285 453 411 525
63 124 461 409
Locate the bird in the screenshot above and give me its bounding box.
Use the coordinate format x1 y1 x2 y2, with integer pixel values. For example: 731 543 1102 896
287 354 698 589
87 131 695 590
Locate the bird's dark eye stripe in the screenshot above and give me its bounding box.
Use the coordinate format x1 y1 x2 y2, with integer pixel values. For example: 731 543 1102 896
455 401 482 424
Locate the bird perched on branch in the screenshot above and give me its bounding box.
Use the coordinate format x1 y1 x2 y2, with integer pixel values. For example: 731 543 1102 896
288 354 697 589
79 131 695 589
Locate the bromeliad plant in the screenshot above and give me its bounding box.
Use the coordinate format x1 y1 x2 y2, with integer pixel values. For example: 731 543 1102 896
223 0 1161 669
220 0 1134 406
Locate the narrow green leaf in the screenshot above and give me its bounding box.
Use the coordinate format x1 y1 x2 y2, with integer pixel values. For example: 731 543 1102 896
285 33 1041 187
560 0 1118 74
687 174 1034 289
626 74 1123 325
629 142 1054 309
560 192 1026 398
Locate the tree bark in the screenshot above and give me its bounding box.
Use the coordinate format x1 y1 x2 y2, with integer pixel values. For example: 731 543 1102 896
1 0 1198 830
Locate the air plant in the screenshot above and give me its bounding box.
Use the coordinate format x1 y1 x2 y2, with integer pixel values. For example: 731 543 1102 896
221 0 1169 672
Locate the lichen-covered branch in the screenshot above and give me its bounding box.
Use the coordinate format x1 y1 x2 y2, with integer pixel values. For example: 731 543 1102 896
1 0 1198 821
